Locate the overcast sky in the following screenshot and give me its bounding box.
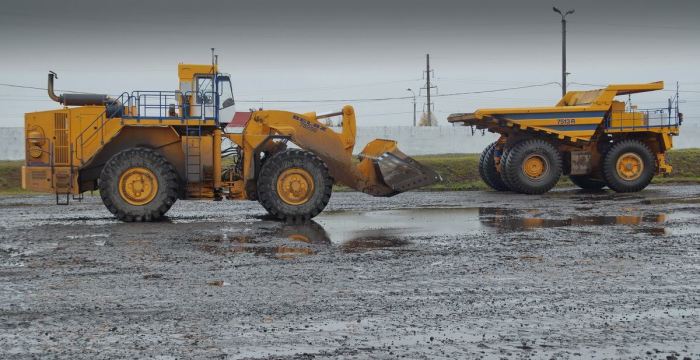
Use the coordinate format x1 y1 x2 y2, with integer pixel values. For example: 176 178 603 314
0 0 698 127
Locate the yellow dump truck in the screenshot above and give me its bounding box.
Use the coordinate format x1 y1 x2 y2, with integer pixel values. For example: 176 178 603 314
448 82 681 194
22 63 440 222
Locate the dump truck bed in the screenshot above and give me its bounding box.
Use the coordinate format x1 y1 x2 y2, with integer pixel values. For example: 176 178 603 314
448 105 608 143
448 82 679 144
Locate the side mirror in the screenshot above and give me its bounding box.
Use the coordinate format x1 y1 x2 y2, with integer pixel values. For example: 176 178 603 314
222 97 235 109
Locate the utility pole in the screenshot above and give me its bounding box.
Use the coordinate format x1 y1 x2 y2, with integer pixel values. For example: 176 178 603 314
420 53 437 126
406 88 416 127
553 7 574 96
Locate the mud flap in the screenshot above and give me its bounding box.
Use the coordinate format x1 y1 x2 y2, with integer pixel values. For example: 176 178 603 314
374 148 442 194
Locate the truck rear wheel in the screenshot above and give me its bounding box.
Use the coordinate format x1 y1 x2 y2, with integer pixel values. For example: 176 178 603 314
257 149 333 223
602 140 655 193
569 175 606 190
503 139 562 194
499 145 515 190
99 147 179 222
479 142 509 191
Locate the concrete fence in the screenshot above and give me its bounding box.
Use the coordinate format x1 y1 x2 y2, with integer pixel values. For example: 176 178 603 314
0 128 24 160
344 126 498 155
1 125 698 160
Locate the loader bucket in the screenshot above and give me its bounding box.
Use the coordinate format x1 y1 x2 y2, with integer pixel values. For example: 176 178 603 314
355 139 442 196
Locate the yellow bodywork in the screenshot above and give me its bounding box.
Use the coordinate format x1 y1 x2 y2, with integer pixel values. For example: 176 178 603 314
21 64 439 204
224 105 408 199
448 82 680 176
449 82 678 143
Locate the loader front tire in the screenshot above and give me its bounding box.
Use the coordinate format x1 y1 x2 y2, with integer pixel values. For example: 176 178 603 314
257 149 333 223
479 142 509 191
503 139 562 194
99 147 179 222
569 175 606 190
602 140 655 193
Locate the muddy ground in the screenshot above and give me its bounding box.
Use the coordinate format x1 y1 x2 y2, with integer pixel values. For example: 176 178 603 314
1 186 699 359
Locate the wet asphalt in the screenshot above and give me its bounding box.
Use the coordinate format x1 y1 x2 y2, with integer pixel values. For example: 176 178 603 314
1 186 699 359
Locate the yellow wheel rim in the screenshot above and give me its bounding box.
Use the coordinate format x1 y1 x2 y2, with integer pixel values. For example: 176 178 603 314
522 154 548 179
276 168 314 205
118 167 158 206
616 152 643 181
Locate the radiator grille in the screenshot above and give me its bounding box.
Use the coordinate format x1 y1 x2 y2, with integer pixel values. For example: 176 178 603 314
31 170 48 180
53 113 69 165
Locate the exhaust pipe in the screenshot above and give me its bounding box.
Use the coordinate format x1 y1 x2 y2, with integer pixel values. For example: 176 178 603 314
48 71 61 103
47 71 112 106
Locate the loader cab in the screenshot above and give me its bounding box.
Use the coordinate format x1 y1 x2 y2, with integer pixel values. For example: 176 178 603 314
177 63 235 124
216 74 236 125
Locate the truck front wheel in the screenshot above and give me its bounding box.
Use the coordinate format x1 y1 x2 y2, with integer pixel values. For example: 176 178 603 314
99 147 179 222
257 149 333 223
602 140 655 193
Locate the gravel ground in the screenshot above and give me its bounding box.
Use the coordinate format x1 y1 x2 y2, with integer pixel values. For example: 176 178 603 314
1 186 699 359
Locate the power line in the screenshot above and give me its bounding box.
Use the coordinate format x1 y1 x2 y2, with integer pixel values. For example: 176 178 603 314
359 111 415 118
3 80 690 106
570 82 700 94
237 78 422 97
434 82 559 98
0 82 89 94
236 96 412 104
238 83 561 104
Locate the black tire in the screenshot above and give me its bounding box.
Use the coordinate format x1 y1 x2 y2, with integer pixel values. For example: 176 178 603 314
99 147 179 222
257 149 333 223
499 145 515 190
503 139 562 194
480 142 509 191
478 143 492 187
601 140 655 193
569 175 606 190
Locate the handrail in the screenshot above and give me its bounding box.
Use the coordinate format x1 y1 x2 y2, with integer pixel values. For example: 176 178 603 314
605 106 681 131
76 89 220 165
75 92 129 164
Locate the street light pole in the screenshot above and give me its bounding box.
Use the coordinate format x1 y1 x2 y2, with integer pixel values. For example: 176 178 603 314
406 88 416 127
553 7 574 96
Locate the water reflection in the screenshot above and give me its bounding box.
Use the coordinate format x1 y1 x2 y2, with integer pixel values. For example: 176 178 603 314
194 224 326 260
195 207 681 259
478 207 667 232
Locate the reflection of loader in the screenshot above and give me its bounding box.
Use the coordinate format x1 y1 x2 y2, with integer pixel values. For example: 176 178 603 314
22 62 440 222
449 83 681 194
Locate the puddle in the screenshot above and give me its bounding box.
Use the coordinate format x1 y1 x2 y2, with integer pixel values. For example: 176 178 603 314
194 207 696 259
207 280 230 287
196 237 316 260
477 208 667 232
315 208 483 242
316 207 676 239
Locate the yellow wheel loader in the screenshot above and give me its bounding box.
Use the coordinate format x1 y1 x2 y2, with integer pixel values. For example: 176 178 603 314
22 63 440 222
449 82 681 194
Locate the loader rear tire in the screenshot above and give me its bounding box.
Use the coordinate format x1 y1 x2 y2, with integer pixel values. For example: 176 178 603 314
503 139 562 195
99 147 179 222
257 149 333 223
569 175 606 190
479 142 509 191
602 140 655 193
